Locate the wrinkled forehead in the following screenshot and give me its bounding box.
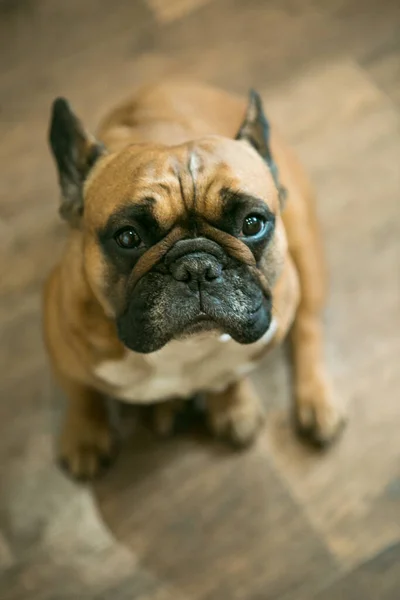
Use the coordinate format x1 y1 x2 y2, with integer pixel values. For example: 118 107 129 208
84 136 278 230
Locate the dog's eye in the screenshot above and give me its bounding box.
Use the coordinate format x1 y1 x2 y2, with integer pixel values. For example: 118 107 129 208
241 214 267 238
114 227 141 249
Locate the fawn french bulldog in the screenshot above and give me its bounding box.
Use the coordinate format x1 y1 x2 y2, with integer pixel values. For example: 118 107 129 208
43 81 345 480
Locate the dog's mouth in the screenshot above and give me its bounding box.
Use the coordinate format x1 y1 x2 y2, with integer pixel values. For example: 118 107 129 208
116 255 272 353
117 285 271 353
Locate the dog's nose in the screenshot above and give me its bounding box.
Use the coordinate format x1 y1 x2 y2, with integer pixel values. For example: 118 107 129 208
169 253 223 283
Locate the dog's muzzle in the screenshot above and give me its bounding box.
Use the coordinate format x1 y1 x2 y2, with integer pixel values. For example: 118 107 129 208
117 235 271 353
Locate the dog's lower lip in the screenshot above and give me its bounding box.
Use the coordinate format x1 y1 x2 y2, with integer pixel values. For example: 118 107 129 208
188 312 215 327
189 315 214 328
182 317 216 336
197 313 210 321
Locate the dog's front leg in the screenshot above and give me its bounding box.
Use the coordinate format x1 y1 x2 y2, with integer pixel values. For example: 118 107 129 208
205 378 265 447
291 308 346 446
57 378 117 481
280 167 346 446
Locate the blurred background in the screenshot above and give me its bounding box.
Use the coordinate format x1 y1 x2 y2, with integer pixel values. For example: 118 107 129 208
0 0 399 598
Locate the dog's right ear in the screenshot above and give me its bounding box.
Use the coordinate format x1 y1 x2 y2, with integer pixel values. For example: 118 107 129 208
49 98 105 226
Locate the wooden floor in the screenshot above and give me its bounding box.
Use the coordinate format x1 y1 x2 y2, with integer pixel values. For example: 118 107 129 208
1 0 400 598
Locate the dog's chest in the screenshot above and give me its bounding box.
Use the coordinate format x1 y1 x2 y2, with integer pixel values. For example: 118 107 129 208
94 320 277 403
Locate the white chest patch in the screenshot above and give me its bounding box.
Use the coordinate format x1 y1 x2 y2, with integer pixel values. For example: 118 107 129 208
95 318 278 404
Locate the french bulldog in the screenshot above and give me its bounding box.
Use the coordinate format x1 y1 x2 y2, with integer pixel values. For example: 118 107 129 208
43 80 345 480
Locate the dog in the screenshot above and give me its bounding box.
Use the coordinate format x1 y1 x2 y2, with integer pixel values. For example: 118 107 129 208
43 80 345 480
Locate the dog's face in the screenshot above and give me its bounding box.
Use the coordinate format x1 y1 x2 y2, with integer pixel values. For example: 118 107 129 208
49 92 287 353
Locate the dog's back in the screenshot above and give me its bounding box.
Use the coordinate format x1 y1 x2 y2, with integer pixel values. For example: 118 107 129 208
97 81 246 149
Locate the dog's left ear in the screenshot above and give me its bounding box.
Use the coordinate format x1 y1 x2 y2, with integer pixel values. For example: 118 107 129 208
236 90 287 207
49 98 105 226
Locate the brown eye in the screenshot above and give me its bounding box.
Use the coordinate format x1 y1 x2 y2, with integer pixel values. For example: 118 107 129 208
241 214 267 238
115 227 141 249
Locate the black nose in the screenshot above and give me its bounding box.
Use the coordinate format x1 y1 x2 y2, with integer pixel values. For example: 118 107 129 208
169 253 223 283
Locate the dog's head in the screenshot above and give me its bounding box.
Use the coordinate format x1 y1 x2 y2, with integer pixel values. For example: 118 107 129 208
49 91 288 353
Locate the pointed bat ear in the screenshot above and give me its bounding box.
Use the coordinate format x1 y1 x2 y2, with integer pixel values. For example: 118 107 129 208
236 89 287 207
48 98 105 226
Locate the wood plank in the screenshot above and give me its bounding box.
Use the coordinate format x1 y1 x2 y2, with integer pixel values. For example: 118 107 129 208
312 542 400 600
0 0 400 598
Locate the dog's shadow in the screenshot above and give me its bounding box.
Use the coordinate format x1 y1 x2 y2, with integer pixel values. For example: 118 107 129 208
92 399 243 545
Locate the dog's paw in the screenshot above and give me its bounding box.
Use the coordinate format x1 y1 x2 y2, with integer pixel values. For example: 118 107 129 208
294 376 346 447
151 399 185 437
207 382 265 447
58 415 118 482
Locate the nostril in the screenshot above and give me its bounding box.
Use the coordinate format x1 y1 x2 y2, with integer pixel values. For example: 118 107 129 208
172 262 191 282
205 263 222 281
181 271 191 283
